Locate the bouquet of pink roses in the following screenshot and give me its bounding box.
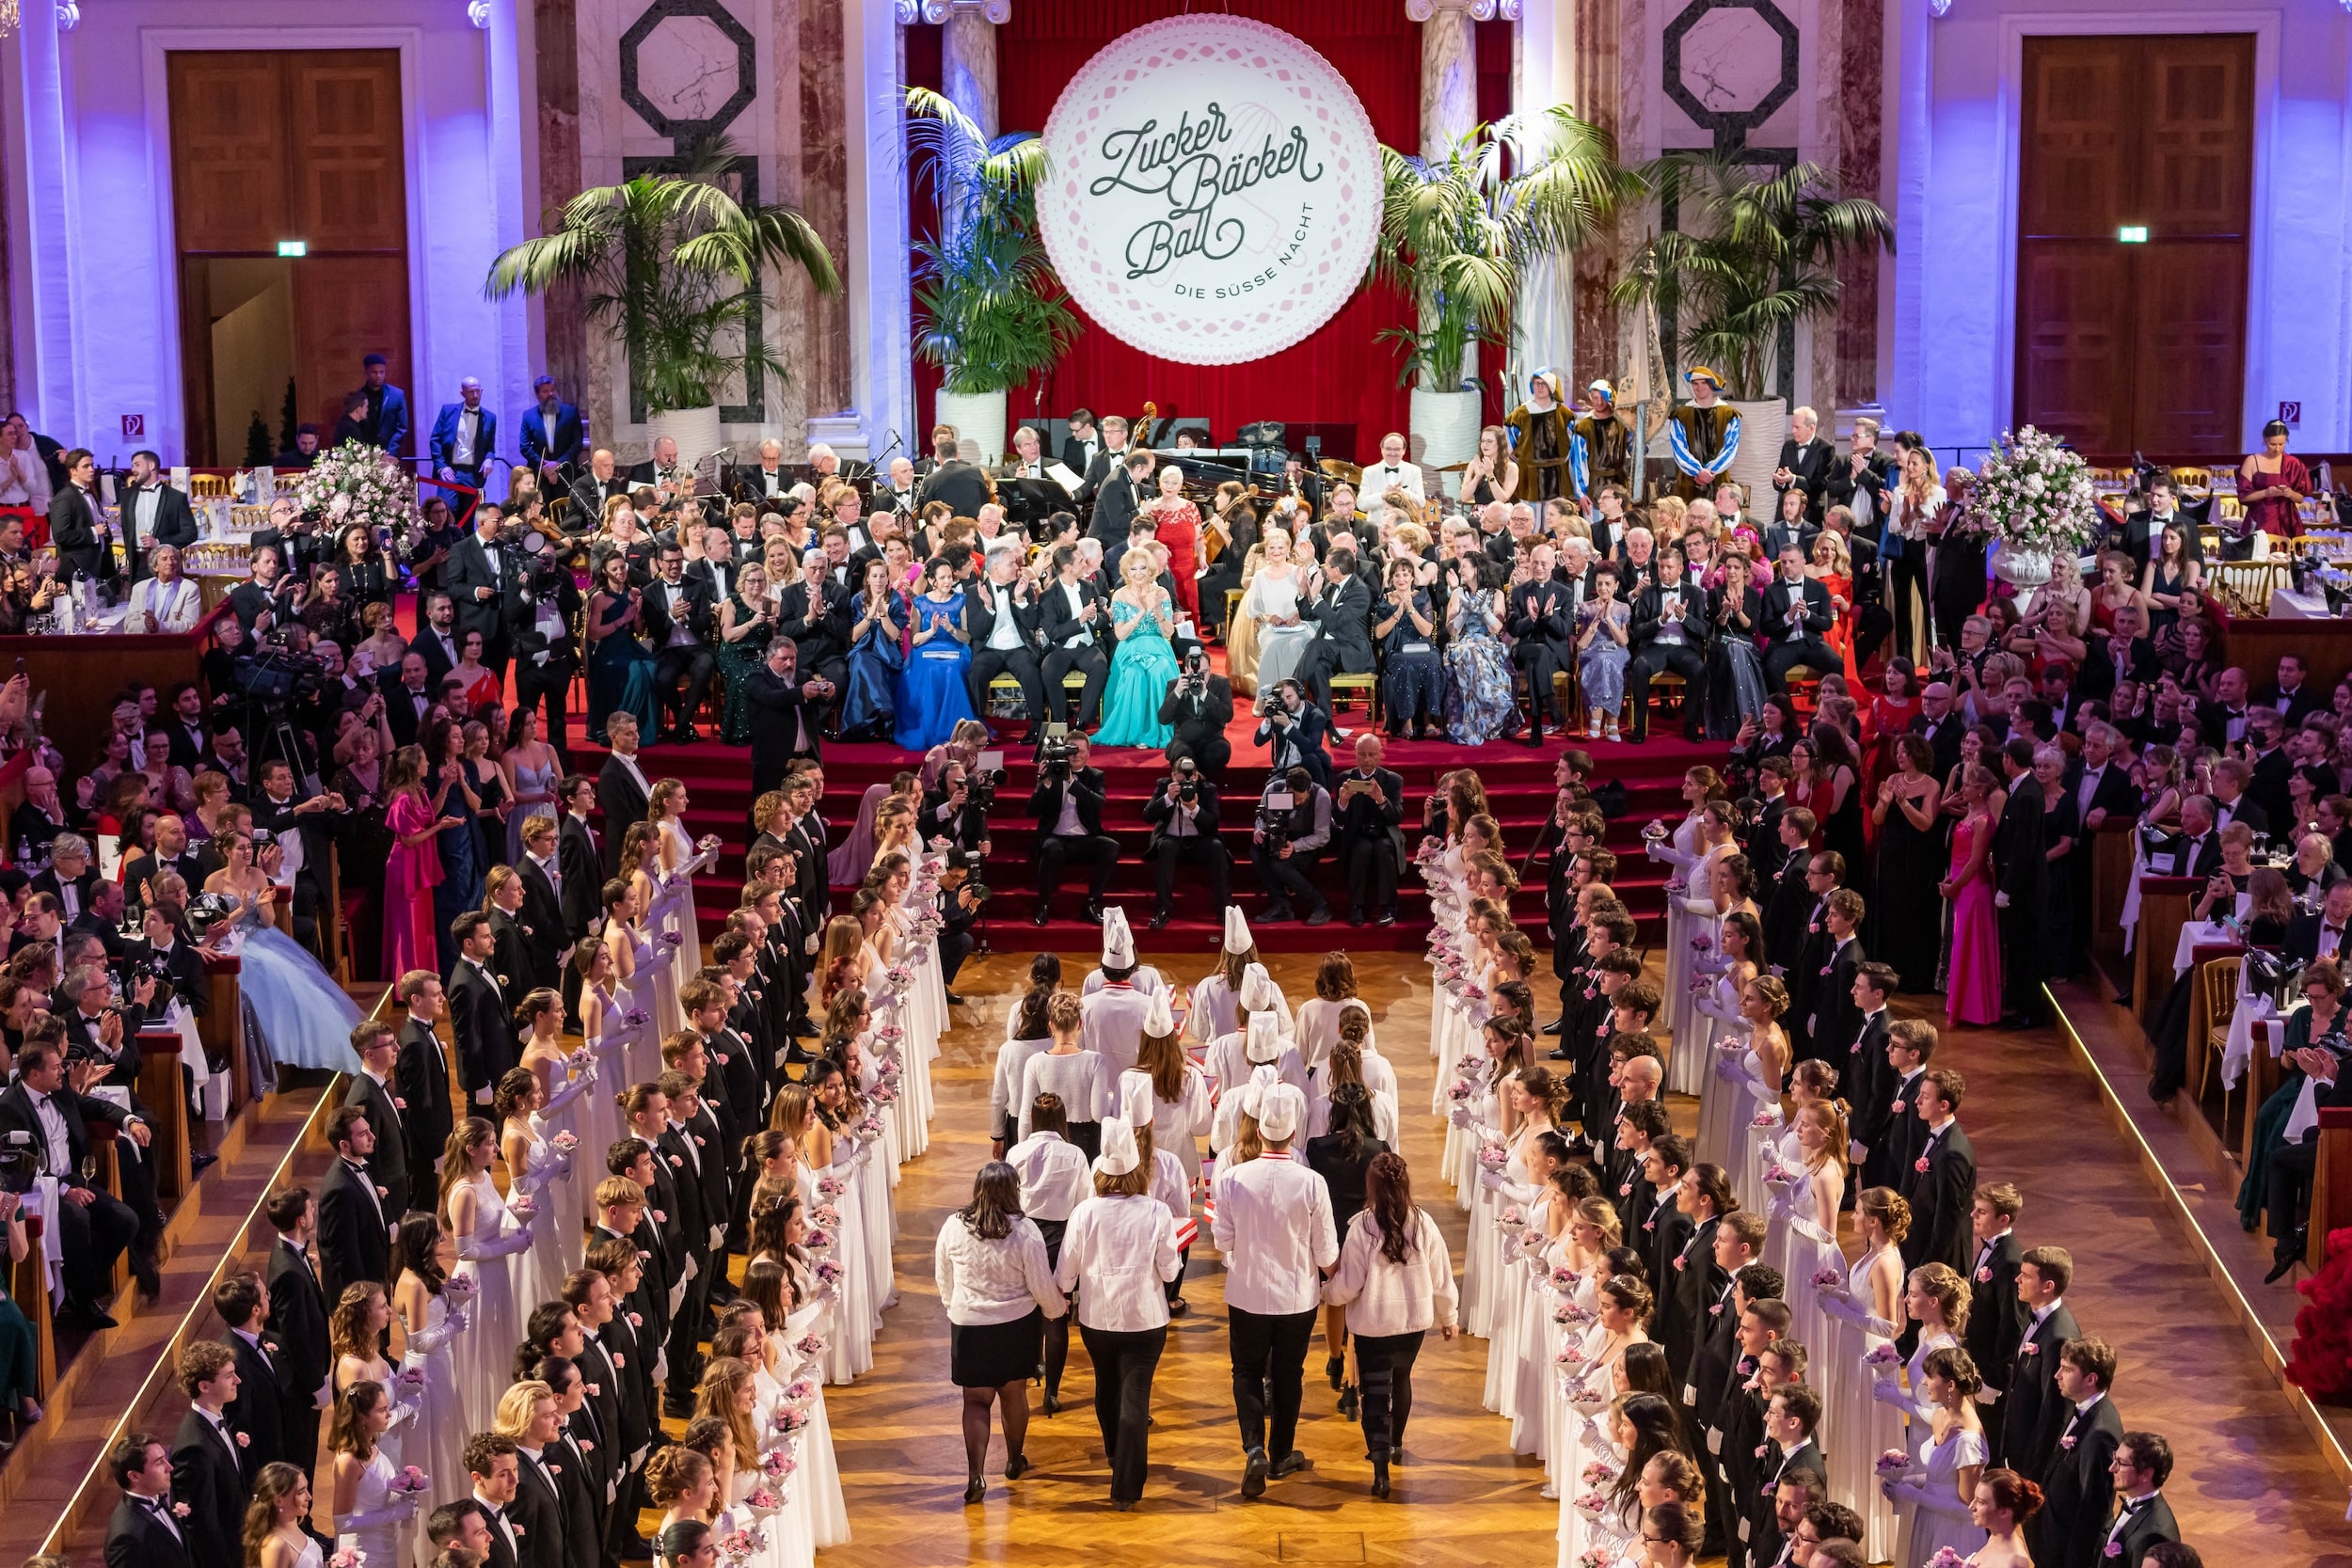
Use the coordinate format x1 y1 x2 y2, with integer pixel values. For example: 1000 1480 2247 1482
1810 1268 1845 1291
1875 1448 1912 1477
1865 1344 1903 1371
817 1175 845 1197
794 1332 826 1358
804 1228 832 1251
1581 1460 1618 1487
718 1526 768 1566
1549 1265 1581 1291
783 1378 818 1403
549 1131 580 1155
1573 1490 1610 1519
884 965 913 991
812 1257 843 1286
625 1007 649 1028
1924 1550 1970 1568
328 1550 367 1568
1749 1110 1778 1129
1556 1343 1589 1369
1499 1205 1525 1228
812 1204 840 1229
660 930 686 950
1448 1079 1475 1103
396 1465 431 1494
443 1272 479 1299
1476 1143 1508 1170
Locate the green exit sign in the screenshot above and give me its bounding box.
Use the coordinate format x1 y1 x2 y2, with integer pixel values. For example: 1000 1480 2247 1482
2118 226 2149 244
277 240 308 257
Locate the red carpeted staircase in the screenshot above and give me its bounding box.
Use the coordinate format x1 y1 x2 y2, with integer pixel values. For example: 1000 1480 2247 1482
571 708 1721 953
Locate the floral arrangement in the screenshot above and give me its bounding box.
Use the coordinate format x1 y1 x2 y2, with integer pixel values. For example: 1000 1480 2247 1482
1581 1460 1618 1487
885 965 914 991
1476 1143 1508 1171
812 1204 841 1229
1865 1343 1904 1370
1499 1205 1525 1228
443 1272 479 1299
804 1228 832 1251
817 1175 845 1197
771 1405 811 1437
812 1257 844 1287
1749 1110 1778 1129
794 1332 826 1357
855 1115 884 1141
327 1551 366 1568
1876 1449 1912 1476
783 1378 818 1403
741 1484 784 1514
659 930 686 950
1413 839 1443 866
874 1022 904 1044
395 1465 431 1494
1448 1079 1475 1104
1549 1265 1581 1291
549 1131 580 1155
1947 424 2100 556
1925 1551 1970 1568
1577 1545 1613 1568
396 1367 426 1391
1556 1343 1589 1369
1809 1268 1844 1291
293 441 415 536
718 1526 769 1567
625 1007 650 1028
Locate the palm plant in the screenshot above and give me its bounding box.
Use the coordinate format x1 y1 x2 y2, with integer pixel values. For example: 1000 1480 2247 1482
1611 153 1892 402
1374 105 1635 391
485 142 839 413
903 87 1078 396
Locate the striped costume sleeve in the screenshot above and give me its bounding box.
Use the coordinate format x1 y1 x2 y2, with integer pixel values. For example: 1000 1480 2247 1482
1669 415 1700 477
1714 412 1742 472
1569 432 1591 499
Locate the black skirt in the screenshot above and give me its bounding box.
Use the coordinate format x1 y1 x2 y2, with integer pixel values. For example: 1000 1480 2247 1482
951 1307 1046 1388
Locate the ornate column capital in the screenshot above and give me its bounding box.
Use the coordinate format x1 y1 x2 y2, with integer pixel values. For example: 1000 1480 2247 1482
1406 0 1522 21
897 0 1009 23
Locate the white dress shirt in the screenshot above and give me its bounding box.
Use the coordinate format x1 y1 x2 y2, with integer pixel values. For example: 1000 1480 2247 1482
1321 1206 1457 1336
1056 1192 1181 1331
933 1212 1066 1326
1005 1129 1091 1221
1211 1150 1338 1315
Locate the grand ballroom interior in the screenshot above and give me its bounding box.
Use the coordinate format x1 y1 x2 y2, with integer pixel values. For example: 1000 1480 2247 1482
0 2 2348 1566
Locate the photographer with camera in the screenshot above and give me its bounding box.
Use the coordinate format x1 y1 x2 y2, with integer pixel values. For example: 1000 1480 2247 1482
250 761 346 957
0 1037 153 1327
935 848 985 998
1141 756 1230 931
921 759 995 856
967 542 1050 740
508 548 583 768
225 545 304 636
1252 765 1334 926
1160 645 1234 774
1028 730 1118 926
1331 734 1407 927
1252 679 1334 791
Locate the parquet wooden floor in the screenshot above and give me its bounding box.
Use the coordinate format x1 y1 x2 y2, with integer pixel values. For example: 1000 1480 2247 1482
796 949 2350 1566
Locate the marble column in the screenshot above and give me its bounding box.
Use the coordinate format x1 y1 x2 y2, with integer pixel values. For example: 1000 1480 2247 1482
533 0 588 406
798 0 850 418
1572 0 1627 389
1413 0 1480 157
940 2 999 141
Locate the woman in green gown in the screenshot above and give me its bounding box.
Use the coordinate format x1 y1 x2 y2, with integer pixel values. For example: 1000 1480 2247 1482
1093 546 1181 749
716 560 776 745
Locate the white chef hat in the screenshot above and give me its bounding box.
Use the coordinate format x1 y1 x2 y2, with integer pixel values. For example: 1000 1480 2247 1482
1143 990 1177 1039
1255 1083 1304 1143
1093 1116 1139 1178
1118 1071 1155 1128
1244 1011 1284 1066
1102 907 1136 968
1223 906 1253 955
1239 961 1274 1012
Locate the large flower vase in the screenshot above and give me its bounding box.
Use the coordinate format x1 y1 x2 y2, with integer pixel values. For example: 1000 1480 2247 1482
1990 540 2053 588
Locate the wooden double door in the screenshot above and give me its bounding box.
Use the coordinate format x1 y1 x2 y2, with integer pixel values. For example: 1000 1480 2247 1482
2014 34 2253 458
168 50 411 465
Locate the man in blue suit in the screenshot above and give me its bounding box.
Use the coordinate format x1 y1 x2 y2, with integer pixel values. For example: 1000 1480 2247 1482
354 354 410 457
519 375 586 483
430 378 499 493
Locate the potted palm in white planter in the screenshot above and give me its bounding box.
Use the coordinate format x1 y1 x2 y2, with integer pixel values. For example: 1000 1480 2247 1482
485 144 838 467
1375 107 1631 495
1613 154 1891 499
905 88 1076 464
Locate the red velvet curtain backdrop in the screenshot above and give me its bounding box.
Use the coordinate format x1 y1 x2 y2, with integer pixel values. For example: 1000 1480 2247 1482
910 1 1425 463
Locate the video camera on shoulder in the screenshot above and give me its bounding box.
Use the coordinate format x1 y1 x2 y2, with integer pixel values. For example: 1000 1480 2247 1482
1037 723 1077 782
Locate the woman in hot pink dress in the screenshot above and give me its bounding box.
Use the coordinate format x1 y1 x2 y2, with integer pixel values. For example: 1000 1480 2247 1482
381 744 446 977
1939 764 2003 1026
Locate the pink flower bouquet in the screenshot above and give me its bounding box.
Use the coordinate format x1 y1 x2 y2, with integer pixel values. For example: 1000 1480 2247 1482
1476 1143 1508 1170
817 1175 846 1197
1499 1204 1525 1227
783 1378 818 1403
1875 1449 1912 1476
1809 1268 1845 1291
794 1332 826 1358
1865 1344 1903 1370
397 1465 431 1494
1581 1461 1619 1487
813 1257 843 1286
1448 1080 1475 1103
659 931 686 949
719 1526 768 1567
329 1551 367 1568
804 1228 832 1250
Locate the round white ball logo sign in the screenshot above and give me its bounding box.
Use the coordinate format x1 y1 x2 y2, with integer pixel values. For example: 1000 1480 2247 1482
1036 15 1382 367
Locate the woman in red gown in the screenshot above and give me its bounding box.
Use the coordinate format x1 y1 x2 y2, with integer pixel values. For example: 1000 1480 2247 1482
2240 418 2312 543
1138 463 1201 619
381 743 449 976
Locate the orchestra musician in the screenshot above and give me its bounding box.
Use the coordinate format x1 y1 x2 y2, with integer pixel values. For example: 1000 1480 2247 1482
727 439 795 504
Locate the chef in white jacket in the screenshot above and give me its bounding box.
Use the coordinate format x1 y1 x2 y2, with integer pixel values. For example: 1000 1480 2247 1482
1055 1116 1183 1511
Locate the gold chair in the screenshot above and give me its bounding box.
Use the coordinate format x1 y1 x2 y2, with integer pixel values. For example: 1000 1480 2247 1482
2199 954 2241 1101
188 473 231 499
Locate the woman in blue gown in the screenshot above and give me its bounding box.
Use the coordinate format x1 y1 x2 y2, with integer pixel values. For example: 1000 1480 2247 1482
584 551 659 745
840 557 905 741
895 557 978 752
200 832 363 1087
425 716 484 972
1093 546 1181 748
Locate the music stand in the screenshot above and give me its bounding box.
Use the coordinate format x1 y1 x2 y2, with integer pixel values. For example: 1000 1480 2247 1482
998 477 1069 542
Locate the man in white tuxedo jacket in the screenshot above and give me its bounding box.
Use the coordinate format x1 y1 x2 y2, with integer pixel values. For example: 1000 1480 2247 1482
123 546 205 633
1358 431 1425 531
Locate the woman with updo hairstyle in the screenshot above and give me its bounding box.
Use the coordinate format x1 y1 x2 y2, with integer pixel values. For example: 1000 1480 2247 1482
1551 1227 1651 1562
1722 971 1793 1218
327 1281 396 1407
494 1065 572 1305
1818 1184 1912 1558
813 914 866 1011
658 1519 718 1568
438 1116 525 1420
990 955 1062 1155
1886 1342 1989 1567
243 1460 312 1568
1637 1497 1708 1566
644 1443 719 1544
1964 1467 2043 1567
1018 990 1104 1156
1601 1390 1692 1536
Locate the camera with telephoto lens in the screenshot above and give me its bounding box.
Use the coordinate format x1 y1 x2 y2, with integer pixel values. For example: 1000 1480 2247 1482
1173 757 1200 805
0 1132 35 1196
966 767 1003 812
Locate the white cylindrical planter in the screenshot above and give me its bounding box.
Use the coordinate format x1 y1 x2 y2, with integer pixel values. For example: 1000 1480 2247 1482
1991 541 2054 588
934 388 1008 466
1725 398 1787 509
1409 387 1482 499
646 404 724 467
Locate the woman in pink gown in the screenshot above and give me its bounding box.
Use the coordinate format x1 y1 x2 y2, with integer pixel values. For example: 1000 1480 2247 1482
382 744 446 977
1940 766 2002 1026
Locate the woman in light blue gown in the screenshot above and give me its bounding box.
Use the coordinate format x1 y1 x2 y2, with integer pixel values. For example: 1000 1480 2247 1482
894 557 977 753
1094 547 1180 748
201 832 363 1085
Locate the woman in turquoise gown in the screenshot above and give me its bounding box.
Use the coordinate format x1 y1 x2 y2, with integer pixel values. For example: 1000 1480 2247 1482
894 557 977 753
1093 546 1181 749
585 550 660 745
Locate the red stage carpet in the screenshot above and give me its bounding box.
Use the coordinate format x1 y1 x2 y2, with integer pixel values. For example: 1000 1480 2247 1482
573 700 1718 953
